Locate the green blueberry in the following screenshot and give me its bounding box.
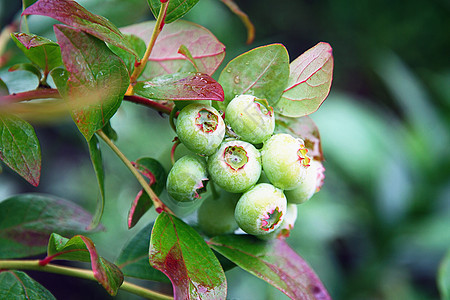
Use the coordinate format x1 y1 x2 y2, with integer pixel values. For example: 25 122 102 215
257 203 298 240
225 94 275 144
285 160 325 204
197 189 240 236
176 103 225 156
166 155 208 202
234 183 287 235
261 133 311 190
207 140 261 193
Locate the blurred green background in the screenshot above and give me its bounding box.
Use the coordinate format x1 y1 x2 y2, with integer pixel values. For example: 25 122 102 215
1 0 449 299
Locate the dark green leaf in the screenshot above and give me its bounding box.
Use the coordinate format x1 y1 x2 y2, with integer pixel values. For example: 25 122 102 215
11 32 63 74
45 233 123 296
128 190 152 229
218 44 289 110
0 193 98 259
8 63 42 80
275 42 334 117
149 212 227 299
134 72 224 102
439 250 450 300
275 115 324 161
49 67 69 96
87 134 105 230
0 113 41 186
116 222 169 282
54 25 129 140
0 270 55 299
209 235 330 300
22 0 138 58
121 20 225 79
108 34 146 76
101 121 118 141
133 157 166 196
0 78 8 95
148 0 199 24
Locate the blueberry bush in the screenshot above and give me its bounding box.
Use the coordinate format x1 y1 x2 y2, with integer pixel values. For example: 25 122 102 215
0 0 336 299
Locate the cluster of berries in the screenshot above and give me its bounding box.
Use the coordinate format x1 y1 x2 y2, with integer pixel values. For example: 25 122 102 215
166 95 324 239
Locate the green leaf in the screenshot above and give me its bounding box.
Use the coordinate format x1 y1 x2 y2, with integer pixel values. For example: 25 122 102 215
116 222 169 282
54 25 129 140
275 115 324 161
134 72 224 102
108 34 146 76
11 32 63 74
46 233 90 262
8 63 42 80
209 235 330 300
0 270 55 299
439 250 450 300
22 0 138 58
149 212 227 299
148 0 200 24
0 78 8 95
218 44 289 110
0 193 99 259
128 157 166 229
0 113 41 186
274 42 334 117
121 20 225 79
45 234 123 296
87 134 105 230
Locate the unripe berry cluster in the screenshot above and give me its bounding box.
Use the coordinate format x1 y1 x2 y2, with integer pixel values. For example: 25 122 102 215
166 95 325 238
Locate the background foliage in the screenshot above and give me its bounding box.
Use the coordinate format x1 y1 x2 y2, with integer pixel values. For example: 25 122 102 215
0 0 449 299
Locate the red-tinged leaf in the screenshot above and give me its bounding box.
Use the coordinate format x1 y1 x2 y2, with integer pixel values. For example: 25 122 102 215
11 32 63 74
0 270 56 299
128 190 152 229
54 25 129 140
0 113 41 186
218 44 290 110
0 194 100 259
43 233 123 296
149 212 227 299
22 0 137 58
275 42 334 117
121 20 225 79
275 115 324 161
147 0 200 24
209 235 331 300
116 222 169 282
133 157 167 196
134 72 224 102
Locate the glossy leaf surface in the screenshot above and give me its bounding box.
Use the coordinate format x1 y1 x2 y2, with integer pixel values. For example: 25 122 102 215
54 25 129 140
275 115 324 161
148 0 200 24
23 0 137 58
134 72 224 102
116 222 169 282
0 270 55 299
275 42 333 117
209 235 330 300
0 194 96 259
108 34 146 76
11 32 63 73
121 20 225 79
0 114 41 186
45 233 123 296
87 134 104 230
218 44 289 109
149 212 227 299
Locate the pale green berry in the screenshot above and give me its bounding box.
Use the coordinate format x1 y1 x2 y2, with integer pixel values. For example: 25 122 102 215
207 140 261 193
257 203 298 240
285 160 325 204
225 94 275 144
234 183 287 235
166 155 208 202
261 133 311 190
176 103 225 156
197 189 240 236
